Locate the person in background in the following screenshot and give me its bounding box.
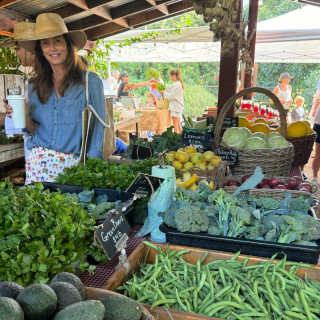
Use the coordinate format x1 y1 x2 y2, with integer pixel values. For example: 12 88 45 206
311 104 320 186
113 70 120 83
4 13 105 184
291 96 305 122
102 72 117 95
149 76 164 99
1 21 36 161
309 86 320 124
272 72 293 122
158 68 184 134
117 72 155 98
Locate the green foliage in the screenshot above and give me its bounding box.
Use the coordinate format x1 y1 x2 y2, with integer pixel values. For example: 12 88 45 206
0 182 100 286
55 157 157 190
145 68 161 80
0 40 22 75
183 85 217 118
157 83 166 90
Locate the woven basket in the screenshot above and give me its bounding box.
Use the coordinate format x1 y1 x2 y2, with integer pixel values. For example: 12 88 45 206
155 97 169 109
214 87 295 176
287 132 316 167
222 175 318 199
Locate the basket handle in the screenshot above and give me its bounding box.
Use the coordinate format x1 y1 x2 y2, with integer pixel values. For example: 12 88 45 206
214 87 288 147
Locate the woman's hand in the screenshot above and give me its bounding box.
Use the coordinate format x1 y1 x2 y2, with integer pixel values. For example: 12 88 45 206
148 79 157 86
159 90 165 95
3 98 13 118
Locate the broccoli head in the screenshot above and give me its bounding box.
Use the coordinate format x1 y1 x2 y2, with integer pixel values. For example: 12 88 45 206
256 197 280 211
174 187 201 203
158 208 176 229
196 182 212 201
289 196 314 215
175 205 209 233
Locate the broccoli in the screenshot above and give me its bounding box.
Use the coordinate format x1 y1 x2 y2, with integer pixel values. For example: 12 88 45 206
256 197 280 211
246 221 264 240
292 213 320 241
294 240 318 247
175 205 209 233
289 196 314 215
158 208 176 229
228 205 253 237
204 205 217 218
174 187 201 203
196 182 212 201
208 225 222 236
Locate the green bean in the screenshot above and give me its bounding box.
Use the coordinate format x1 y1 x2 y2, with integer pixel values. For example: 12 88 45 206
215 284 232 298
204 301 246 315
230 250 241 261
230 312 250 320
299 288 313 320
150 298 177 309
196 271 207 293
284 311 308 319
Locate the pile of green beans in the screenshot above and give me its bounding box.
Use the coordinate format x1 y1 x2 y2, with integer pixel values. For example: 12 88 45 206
117 241 320 319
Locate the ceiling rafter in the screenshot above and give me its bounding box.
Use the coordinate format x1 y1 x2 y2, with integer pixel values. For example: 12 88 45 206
0 0 20 8
51 4 84 19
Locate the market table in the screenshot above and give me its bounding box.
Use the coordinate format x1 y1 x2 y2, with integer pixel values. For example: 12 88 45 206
114 113 143 140
0 143 24 165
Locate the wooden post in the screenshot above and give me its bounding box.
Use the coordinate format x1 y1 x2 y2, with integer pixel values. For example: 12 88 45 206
244 0 259 99
217 0 243 117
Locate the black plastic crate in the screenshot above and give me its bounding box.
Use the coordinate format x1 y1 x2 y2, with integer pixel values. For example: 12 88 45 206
159 222 320 264
41 182 135 225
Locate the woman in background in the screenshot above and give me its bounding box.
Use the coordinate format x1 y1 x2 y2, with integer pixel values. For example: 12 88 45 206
159 68 184 134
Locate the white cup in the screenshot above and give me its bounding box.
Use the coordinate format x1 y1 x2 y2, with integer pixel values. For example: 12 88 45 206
7 95 26 129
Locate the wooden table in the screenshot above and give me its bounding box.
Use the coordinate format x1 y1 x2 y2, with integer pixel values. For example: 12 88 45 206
0 143 24 165
114 114 143 139
139 108 171 135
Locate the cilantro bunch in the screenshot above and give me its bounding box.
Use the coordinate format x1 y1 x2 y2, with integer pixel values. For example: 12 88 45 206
0 182 102 286
55 158 157 190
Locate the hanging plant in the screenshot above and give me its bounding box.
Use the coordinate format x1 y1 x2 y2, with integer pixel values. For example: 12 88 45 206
192 0 253 71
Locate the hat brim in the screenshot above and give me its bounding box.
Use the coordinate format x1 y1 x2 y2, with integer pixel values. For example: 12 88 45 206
19 30 87 53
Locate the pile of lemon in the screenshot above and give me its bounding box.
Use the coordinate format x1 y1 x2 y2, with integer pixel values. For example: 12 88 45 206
166 146 222 172
239 116 313 138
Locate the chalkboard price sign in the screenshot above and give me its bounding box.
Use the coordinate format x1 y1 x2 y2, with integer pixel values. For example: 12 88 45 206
95 210 132 259
131 145 154 160
126 173 164 197
222 117 238 129
182 130 212 147
216 148 239 164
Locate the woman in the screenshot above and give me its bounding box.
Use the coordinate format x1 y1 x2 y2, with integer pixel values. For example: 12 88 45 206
311 105 320 186
272 72 293 122
117 72 155 98
4 13 105 184
159 68 184 134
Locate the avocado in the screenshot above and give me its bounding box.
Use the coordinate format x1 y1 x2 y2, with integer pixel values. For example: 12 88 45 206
17 283 57 320
50 281 82 312
53 300 105 320
51 272 85 300
100 295 143 320
0 281 24 299
0 297 24 320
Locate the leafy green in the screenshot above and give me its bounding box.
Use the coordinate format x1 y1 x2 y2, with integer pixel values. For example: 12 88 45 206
55 158 157 190
145 68 161 80
0 182 107 286
157 83 166 91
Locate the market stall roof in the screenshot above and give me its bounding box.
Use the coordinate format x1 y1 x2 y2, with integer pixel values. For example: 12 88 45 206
0 0 193 40
105 5 320 63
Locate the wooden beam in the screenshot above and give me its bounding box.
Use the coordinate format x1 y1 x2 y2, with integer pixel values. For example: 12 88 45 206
157 4 169 15
87 0 115 9
67 15 107 31
85 22 126 40
0 8 30 21
0 0 20 8
111 0 152 20
51 4 84 19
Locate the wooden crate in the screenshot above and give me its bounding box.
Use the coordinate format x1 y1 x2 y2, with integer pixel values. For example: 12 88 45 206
101 242 320 320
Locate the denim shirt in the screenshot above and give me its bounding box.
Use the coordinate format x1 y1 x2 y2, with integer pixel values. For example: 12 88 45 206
26 71 105 159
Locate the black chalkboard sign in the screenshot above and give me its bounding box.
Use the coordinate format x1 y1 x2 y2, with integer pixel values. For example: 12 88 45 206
182 130 212 147
131 145 154 160
222 117 238 129
95 210 132 259
216 148 239 164
126 173 164 197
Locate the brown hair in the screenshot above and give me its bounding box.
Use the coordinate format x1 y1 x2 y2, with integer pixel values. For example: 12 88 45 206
30 34 86 104
170 68 184 90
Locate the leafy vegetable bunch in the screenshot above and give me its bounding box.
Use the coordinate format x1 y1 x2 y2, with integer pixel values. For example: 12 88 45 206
145 68 160 80
0 182 104 286
125 126 184 158
156 83 166 91
55 157 157 190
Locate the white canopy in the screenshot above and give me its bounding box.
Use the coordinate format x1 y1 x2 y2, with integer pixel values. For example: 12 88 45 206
105 5 320 63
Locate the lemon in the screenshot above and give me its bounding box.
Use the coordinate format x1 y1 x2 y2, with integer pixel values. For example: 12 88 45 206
184 146 197 154
177 148 185 152
238 116 251 128
304 120 311 127
201 158 207 165
210 156 222 167
306 126 314 135
287 121 308 138
184 162 194 170
190 152 203 165
172 160 183 170
193 163 206 170
169 151 176 157
203 151 215 162
251 117 269 125
166 153 175 162
175 151 189 164
250 123 271 134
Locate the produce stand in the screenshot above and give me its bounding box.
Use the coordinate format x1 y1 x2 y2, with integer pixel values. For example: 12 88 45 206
139 108 172 135
114 113 143 143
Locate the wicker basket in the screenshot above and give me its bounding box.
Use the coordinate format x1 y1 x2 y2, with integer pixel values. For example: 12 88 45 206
155 97 169 109
222 175 318 200
214 87 295 176
287 132 316 167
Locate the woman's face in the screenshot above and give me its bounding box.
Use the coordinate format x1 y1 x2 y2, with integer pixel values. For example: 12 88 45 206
282 78 291 85
40 35 68 67
170 73 177 81
15 45 33 67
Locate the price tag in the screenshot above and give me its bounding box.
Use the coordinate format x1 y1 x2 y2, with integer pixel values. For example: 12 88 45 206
95 210 131 259
126 173 164 197
222 117 238 129
216 148 239 165
182 130 212 148
131 145 154 160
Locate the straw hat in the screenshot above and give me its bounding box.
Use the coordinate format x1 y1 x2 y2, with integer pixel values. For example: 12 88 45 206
0 21 35 48
19 13 87 53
